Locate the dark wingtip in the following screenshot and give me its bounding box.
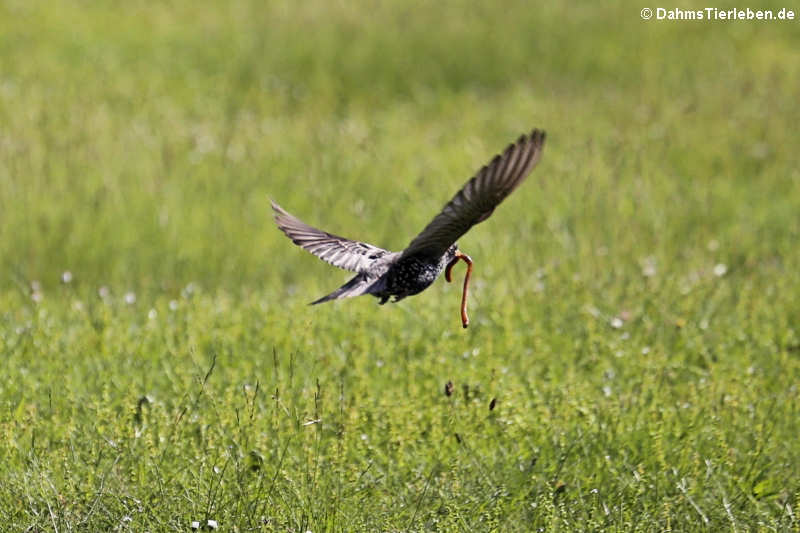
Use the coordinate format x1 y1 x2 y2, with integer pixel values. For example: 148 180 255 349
513 128 546 154
520 129 546 167
529 128 546 147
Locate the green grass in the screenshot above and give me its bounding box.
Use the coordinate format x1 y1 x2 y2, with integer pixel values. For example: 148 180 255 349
1 0 799 530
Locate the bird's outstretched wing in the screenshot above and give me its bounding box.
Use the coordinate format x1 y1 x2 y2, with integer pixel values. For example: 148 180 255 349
271 201 393 273
401 129 546 260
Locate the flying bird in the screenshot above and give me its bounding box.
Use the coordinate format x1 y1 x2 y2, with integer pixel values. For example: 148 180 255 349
272 128 546 328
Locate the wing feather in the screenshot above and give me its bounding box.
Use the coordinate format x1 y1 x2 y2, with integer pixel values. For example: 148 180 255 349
401 129 546 259
271 201 392 273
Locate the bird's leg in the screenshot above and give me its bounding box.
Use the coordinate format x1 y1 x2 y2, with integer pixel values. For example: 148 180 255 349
445 251 473 328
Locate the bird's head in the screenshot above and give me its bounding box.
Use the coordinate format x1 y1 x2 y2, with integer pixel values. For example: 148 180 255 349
444 243 460 265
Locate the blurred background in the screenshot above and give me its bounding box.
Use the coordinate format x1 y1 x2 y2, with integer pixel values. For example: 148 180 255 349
1 0 797 297
2 2 799 529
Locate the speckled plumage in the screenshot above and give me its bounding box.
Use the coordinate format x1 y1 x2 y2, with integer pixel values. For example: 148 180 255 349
272 128 546 317
375 244 458 304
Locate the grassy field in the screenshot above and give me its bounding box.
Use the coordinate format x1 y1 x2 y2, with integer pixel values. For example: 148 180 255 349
2 1 799 530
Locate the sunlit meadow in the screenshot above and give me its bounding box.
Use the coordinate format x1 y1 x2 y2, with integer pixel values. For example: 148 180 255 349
1 1 799 530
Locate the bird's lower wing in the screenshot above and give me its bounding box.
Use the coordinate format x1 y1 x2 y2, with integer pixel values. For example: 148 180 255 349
271 200 393 273
400 129 546 260
310 272 378 305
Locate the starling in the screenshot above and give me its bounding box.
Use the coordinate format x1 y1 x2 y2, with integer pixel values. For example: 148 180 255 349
272 128 546 327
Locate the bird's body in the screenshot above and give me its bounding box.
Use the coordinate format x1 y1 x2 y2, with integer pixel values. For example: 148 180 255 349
294 243 458 306
272 129 546 327
369 244 458 305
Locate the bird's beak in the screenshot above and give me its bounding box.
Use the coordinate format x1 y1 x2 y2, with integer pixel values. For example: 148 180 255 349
445 251 473 328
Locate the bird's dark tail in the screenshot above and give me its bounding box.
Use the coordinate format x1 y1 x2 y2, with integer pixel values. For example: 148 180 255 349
310 273 374 305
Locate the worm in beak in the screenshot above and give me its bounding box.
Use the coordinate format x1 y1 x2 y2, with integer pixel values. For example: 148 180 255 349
445 251 473 328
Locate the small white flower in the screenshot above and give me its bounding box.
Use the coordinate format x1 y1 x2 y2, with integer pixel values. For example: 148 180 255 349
148 309 157 320
169 299 179 311
641 256 657 278
610 317 623 329
61 271 73 283
182 282 197 298
125 292 136 305
98 286 110 298
713 263 728 277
